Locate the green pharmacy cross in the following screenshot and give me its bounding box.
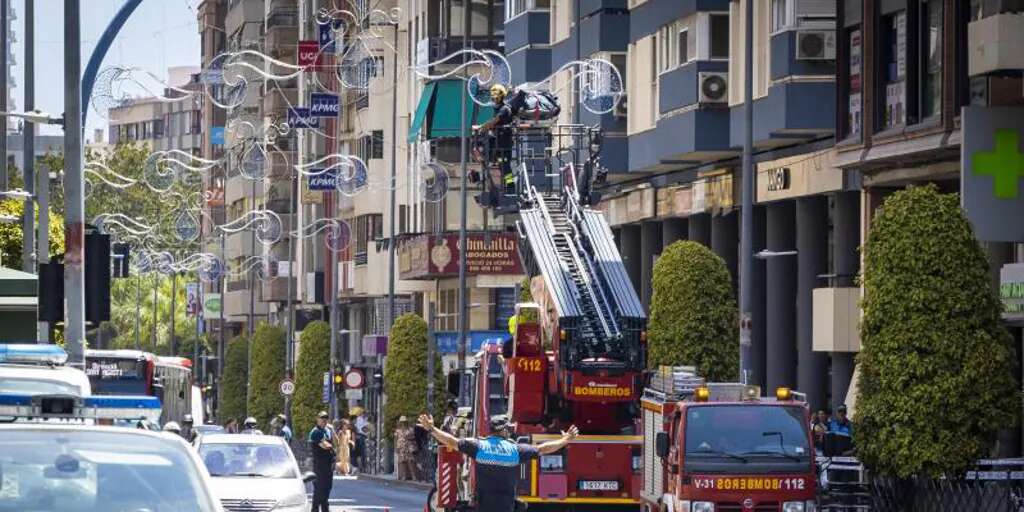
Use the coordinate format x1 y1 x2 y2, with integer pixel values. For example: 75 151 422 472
973 129 1024 199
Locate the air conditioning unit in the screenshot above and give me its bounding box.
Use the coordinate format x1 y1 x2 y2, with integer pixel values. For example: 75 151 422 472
614 94 627 118
697 72 728 104
796 30 836 60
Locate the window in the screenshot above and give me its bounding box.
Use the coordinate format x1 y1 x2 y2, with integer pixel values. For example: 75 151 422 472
771 0 791 32
192 111 202 134
153 119 165 139
880 11 906 130
846 27 862 138
354 213 383 263
709 14 729 59
357 56 383 87
920 0 942 120
371 130 384 159
656 24 675 73
506 0 549 21
438 290 458 331
678 29 689 66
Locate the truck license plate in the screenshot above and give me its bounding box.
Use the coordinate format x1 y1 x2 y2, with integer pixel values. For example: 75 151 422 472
579 480 619 491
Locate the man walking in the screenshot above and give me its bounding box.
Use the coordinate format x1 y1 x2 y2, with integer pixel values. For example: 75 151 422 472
419 413 578 512
308 411 336 512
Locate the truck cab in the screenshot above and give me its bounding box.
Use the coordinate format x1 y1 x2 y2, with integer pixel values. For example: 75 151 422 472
642 368 816 512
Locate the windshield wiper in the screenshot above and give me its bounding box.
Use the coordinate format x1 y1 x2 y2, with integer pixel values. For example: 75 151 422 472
757 431 805 462
230 472 270 477
740 450 804 462
686 449 749 463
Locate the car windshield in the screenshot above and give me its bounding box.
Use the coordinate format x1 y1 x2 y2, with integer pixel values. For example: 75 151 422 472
0 429 215 512
0 377 81 396
198 442 297 479
684 405 811 474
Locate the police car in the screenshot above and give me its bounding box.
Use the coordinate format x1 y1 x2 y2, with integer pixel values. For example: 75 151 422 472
0 391 223 511
0 344 91 398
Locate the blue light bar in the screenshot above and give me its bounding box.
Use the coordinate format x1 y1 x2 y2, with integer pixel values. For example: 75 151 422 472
0 344 68 365
0 393 162 421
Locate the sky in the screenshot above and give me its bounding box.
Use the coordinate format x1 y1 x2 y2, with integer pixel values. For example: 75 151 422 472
10 0 203 141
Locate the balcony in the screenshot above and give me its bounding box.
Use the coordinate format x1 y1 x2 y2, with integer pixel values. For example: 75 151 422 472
421 36 503 74
262 276 297 302
812 287 860 352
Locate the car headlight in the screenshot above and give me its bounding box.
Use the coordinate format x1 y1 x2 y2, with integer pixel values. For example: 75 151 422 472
277 493 307 508
783 501 811 512
692 502 715 512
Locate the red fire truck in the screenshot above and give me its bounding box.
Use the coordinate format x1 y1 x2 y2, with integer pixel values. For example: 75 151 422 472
640 367 817 512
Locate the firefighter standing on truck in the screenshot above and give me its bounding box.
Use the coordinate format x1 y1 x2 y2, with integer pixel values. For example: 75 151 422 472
420 413 579 512
475 84 516 206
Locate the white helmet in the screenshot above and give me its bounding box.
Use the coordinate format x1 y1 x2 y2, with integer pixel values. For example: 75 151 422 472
162 421 182 434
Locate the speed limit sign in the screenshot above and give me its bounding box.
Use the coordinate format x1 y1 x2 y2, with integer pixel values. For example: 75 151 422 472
343 369 365 389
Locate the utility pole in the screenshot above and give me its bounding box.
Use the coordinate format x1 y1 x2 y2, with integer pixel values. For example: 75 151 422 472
0 0 8 191
35 161 48 342
218 232 226 384
328 220 338 419
426 301 435 416
246 177 256 412
21 0 34 274
284 172 296 420
738 0 755 383
63 0 85 368
134 274 141 350
455 0 470 406
152 274 159 351
387 22 398 334
170 272 178 355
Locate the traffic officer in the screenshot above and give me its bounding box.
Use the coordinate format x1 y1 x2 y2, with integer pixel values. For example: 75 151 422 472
180 414 198 443
241 416 263 435
308 411 336 512
420 413 578 512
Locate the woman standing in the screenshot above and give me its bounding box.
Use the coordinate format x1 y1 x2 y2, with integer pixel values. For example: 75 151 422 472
335 418 355 475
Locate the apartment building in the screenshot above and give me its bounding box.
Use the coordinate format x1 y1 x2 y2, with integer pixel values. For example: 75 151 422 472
106 67 205 154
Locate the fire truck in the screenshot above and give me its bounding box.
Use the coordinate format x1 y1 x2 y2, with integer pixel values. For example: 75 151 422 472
640 367 818 512
430 123 648 511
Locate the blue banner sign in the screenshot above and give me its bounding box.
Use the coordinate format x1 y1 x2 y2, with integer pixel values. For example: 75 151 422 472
310 93 340 118
287 107 320 129
210 126 225 146
319 20 344 52
435 330 511 354
307 169 336 191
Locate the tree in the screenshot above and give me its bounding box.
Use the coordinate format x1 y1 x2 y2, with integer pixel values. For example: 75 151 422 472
108 273 199 356
294 321 330 437
648 240 738 381
856 185 1019 478
0 198 64 270
384 313 445 440
248 322 286 430
219 334 249 424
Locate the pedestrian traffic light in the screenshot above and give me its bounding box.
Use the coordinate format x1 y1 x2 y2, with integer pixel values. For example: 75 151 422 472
85 232 111 324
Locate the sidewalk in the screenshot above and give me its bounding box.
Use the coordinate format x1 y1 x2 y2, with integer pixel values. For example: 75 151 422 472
355 472 433 492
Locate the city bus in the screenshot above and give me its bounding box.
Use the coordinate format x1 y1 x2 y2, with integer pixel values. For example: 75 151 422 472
84 349 192 425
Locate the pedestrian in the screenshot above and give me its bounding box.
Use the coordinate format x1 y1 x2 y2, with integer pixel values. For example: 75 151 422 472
241 416 263 435
441 400 458 434
308 411 336 512
419 413 578 512
394 416 418 481
223 418 238 434
811 409 829 453
180 414 198 443
350 413 366 472
827 404 855 456
335 419 355 475
271 414 293 442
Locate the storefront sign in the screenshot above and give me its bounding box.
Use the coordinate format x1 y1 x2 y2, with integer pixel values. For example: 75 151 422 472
210 126 225 146
202 293 221 318
1000 264 1024 322
673 186 693 217
287 107 320 129
705 172 734 213
398 233 523 280
961 107 1024 242
362 335 388 357
766 167 790 191
298 40 321 67
307 169 337 190
691 181 706 215
310 92 340 117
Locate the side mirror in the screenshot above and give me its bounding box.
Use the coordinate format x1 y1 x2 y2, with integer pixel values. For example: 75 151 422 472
302 471 317 483
655 432 669 458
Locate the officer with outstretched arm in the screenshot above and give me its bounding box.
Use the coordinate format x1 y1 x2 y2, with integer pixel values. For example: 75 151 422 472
419 412 579 512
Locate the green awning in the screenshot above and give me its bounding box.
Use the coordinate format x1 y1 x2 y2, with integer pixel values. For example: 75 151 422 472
423 79 495 140
407 82 436 143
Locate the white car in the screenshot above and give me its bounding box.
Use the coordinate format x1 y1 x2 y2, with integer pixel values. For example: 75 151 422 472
0 418 222 511
197 434 315 512
0 344 92 398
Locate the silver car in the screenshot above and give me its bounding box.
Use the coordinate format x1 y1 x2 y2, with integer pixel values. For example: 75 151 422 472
196 433 315 512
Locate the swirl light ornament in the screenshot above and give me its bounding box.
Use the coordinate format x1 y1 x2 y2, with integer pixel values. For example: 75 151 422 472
216 210 283 246
414 49 512 107
419 162 449 203
93 214 155 239
292 218 352 252
229 254 278 282
90 66 201 119
531 58 625 115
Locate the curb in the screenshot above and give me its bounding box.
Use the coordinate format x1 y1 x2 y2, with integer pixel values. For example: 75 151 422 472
355 473 434 492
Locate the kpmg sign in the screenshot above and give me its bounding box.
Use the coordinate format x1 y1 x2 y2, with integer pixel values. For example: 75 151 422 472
310 93 340 118
961 107 1024 241
287 107 320 129
307 169 337 190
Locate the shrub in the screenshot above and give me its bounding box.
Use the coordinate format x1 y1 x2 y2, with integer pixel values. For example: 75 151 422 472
856 185 1019 478
384 313 445 440
247 323 286 431
294 321 331 437
219 334 249 424
648 240 738 381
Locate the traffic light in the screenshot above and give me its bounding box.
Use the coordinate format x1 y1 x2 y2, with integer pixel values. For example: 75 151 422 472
85 232 111 324
333 372 344 395
38 262 64 323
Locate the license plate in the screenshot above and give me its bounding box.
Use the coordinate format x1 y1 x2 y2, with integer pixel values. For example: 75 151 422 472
579 480 619 491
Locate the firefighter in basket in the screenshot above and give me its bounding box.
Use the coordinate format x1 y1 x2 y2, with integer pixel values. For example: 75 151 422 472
473 84 516 207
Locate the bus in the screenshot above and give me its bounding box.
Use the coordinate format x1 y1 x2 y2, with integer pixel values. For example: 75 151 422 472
84 349 192 425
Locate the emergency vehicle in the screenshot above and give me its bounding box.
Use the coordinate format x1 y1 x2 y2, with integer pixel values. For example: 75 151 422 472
0 343 92 398
640 367 817 512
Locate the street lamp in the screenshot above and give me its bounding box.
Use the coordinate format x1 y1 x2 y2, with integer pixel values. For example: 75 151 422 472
0 188 32 200
0 109 63 126
754 249 798 259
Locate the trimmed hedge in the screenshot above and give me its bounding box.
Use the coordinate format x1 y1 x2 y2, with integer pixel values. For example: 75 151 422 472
648 240 738 381
247 322 286 431
294 320 331 437
219 334 249 424
384 313 445 440
856 185 1019 478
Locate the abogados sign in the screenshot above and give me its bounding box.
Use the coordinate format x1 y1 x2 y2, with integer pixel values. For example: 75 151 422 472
399 233 523 280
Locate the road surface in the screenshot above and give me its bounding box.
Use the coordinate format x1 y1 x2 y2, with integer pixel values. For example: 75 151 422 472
307 475 428 512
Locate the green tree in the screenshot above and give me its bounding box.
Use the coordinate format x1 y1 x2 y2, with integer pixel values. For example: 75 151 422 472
856 185 1019 478
0 198 64 270
293 321 331 437
219 334 249 424
247 322 286 430
108 273 198 356
648 240 738 381
384 313 445 440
